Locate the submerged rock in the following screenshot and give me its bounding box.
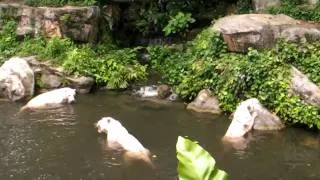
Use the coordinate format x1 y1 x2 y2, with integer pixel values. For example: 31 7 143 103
186 89 221 114
224 98 284 139
0 57 34 101
157 84 171 99
66 76 95 94
213 14 320 52
291 66 320 107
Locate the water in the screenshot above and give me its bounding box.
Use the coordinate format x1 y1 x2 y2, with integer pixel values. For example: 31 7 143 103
0 91 319 180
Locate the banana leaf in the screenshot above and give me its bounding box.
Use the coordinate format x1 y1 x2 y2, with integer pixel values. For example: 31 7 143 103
176 136 228 180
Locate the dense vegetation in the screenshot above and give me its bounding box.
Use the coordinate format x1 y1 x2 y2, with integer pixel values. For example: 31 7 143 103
148 26 320 129
0 21 147 89
269 0 320 21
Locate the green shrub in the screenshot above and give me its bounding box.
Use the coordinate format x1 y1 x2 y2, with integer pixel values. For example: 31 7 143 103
236 0 253 14
163 12 195 36
41 36 73 62
269 1 320 21
63 46 147 89
19 36 46 56
0 20 19 64
148 25 320 129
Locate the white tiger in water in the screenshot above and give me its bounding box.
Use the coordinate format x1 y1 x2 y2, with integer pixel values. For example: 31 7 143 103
96 117 154 168
20 87 76 111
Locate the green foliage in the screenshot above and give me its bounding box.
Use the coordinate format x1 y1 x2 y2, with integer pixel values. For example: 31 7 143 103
148 25 320 129
176 136 228 180
127 1 168 36
163 12 195 36
125 0 228 36
24 0 97 7
269 1 320 21
63 46 147 89
19 36 46 56
0 20 19 64
236 0 253 14
41 36 73 62
0 20 147 89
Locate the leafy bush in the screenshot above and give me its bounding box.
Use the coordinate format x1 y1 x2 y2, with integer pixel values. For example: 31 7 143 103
236 0 253 14
0 20 147 90
63 46 147 89
163 12 195 36
148 25 320 129
0 20 19 63
176 136 228 180
269 1 320 21
19 36 46 56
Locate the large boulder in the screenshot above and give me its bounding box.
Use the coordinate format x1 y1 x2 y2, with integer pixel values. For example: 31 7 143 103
291 66 320 106
213 14 320 52
186 89 221 114
224 98 284 139
0 3 100 43
0 57 34 101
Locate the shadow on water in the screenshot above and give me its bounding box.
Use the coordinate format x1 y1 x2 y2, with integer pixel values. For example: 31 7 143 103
0 91 319 179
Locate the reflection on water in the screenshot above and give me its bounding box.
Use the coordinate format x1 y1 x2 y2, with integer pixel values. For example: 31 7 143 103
0 91 319 180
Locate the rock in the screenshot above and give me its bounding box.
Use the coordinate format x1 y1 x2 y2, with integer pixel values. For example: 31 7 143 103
66 76 95 94
40 72 62 89
157 84 171 99
252 0 281 12
0 3 100 43
291 66 320 106
24 56 94 94
213 14 320 52
0 57 34 101
168 92 180 101
224 98 284 139
186 89 221 114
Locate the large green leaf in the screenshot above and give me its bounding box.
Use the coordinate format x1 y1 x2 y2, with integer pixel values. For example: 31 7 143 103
176 136 228 180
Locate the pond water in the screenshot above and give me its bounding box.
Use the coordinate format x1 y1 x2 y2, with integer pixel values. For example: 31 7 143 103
0 91 319 180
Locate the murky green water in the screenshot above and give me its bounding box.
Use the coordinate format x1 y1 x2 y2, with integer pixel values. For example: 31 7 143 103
0 91 319 179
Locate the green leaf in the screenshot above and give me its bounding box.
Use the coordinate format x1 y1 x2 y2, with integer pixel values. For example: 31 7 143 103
176 136 228 180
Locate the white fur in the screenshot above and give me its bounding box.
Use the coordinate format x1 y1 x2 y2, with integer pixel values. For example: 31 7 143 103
96 117 154 167
21 87 76 111
224 98 259 138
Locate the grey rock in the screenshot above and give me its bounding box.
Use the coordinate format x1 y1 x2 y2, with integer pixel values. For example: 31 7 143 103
213 14 320 52
187 89 221 114
291 66 320 106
